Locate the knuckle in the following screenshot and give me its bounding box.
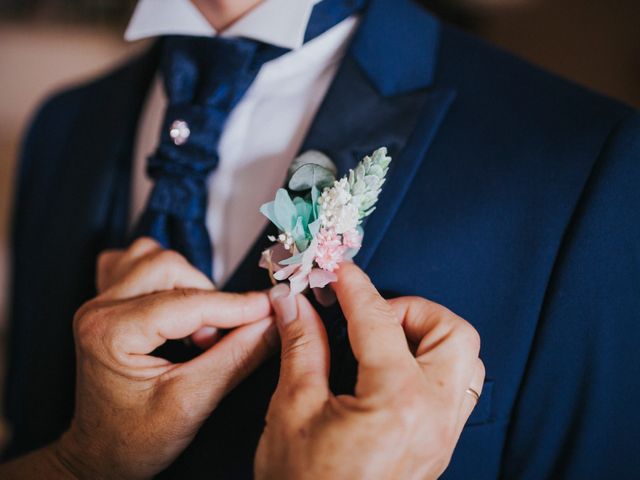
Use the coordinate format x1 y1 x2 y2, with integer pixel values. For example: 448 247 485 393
414 297 442 319
477 358 486 378
104 319 132 352
129 236 160 254
95 250 120 291
73 303 110 350
454 321 481 353
96 249 118 272
154 249 187 269
280 379 316 408
176 287 204 301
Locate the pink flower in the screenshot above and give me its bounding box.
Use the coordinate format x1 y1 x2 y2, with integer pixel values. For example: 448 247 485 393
315 228 346 272
342 229 363 249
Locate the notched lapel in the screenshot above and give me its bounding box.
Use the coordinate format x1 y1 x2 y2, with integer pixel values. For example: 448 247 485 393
300 0 457 272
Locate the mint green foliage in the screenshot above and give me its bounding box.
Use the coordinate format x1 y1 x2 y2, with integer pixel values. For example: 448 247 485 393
261 154 339 254
260 188 318 252
347 147 391 219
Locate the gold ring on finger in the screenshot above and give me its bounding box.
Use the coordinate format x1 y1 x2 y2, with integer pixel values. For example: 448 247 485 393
465 387 480 404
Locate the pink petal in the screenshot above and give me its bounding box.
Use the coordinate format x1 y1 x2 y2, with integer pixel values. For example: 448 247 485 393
273 264 300 281
289 270 310 295
308 268 338 289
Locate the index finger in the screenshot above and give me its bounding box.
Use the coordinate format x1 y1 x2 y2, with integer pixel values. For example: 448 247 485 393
109 290 271 355
334 263 412 370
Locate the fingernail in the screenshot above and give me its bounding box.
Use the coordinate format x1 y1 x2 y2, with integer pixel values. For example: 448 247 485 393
269 284 297 326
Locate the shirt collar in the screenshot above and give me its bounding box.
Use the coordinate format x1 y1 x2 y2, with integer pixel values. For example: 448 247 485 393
124 0 321 50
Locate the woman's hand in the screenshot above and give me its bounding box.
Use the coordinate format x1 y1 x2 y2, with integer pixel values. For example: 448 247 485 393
57 239 277 479
255 263 484 480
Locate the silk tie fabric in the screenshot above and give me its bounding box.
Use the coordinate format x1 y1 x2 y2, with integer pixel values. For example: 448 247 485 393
133 0 367 278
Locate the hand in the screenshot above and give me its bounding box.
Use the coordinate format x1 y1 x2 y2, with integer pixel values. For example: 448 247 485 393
56 239 277 479
96 237 221 348
255 263 484 480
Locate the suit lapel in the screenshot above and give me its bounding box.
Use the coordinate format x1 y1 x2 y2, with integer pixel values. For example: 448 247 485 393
300 56 456 271
302 0 456 271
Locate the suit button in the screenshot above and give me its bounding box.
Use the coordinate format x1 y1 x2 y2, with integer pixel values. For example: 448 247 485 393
169 119 190 145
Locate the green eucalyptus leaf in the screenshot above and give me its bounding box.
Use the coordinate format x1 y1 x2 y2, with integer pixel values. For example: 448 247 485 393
289 164 336 192
288 150 337 178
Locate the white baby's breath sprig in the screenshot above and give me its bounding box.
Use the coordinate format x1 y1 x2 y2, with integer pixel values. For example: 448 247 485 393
267 232 296 252
318 178 360 234
318 147 391 232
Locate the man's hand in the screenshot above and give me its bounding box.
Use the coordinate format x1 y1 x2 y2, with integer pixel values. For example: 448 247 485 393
96 237 222 348
55 238 277 479
255 263 484 480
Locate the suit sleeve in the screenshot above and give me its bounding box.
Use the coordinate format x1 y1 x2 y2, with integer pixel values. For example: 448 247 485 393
499 112 640 479
3 90 82 459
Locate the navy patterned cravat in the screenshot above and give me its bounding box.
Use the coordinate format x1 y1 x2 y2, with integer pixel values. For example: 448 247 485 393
134 0 367 278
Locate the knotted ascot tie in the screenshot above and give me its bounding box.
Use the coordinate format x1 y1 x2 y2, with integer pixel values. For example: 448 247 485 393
134 0 367 279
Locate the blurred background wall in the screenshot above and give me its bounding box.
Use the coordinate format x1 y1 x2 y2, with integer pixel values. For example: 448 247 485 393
0 0 638 451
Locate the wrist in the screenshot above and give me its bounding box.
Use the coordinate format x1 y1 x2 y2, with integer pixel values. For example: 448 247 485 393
41 439 80 479
50 429 98 479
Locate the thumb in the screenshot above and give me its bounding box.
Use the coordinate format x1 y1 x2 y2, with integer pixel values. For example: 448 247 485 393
270 284 330 405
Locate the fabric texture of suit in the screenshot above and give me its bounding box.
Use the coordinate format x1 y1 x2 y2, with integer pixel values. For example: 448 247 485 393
5 0 640 477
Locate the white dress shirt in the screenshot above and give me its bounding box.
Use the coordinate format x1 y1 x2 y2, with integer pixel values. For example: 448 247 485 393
126 0 359 284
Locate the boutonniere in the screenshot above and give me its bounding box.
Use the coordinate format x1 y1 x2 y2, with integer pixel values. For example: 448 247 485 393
259 147 391 302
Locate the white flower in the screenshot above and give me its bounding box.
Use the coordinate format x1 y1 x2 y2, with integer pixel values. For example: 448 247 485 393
268 231 295 252
318 179 360 234
317 147 391 235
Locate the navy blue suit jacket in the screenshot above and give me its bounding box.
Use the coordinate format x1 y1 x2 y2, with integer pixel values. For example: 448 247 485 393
6 0 640 477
